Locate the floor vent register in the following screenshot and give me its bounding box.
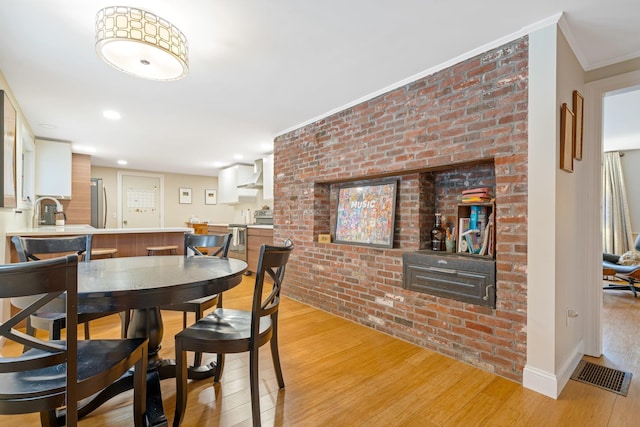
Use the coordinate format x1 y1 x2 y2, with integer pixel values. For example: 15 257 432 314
570 359 632 396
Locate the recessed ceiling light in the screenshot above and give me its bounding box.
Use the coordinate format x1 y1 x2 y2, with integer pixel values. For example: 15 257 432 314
117 160 128 165
103 110 121 120
233 154 244 160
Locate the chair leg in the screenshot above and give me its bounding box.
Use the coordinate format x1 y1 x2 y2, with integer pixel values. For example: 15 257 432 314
249 348 261 427
192 308 205 367
134 344 148 427
84 321 91 339
39 410 57 427
173 339 188 427
120 310 131 338
270 323 285 388
214 353 225 383
50 319 63 340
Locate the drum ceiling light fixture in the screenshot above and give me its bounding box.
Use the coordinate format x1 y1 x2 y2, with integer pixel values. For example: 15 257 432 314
95 6 189 81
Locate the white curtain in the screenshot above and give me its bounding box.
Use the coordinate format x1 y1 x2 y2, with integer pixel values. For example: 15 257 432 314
602 151 634 254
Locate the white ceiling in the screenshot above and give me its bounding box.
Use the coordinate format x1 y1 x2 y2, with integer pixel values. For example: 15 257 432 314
0 0 639 176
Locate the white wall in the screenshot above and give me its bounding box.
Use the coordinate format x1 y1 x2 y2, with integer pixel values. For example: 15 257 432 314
524 23 591 398
91 166 271 227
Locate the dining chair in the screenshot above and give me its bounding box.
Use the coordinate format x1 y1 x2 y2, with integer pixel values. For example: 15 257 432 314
11 235 123 341
0 254 148 427
159 233 232 367
173 240 294 427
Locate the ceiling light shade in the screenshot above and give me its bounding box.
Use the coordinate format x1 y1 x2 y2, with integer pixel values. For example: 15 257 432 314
95 6 189 81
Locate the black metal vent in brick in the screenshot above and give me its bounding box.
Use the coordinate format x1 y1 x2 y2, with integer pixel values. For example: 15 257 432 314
570 360 632 396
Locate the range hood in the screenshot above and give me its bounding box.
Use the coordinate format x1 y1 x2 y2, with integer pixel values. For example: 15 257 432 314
237 159 263 189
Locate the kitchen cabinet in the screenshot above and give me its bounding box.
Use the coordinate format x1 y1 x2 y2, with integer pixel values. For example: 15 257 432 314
217 164 256 204
262 153 274 200
35 139 72 198
247 226 274 274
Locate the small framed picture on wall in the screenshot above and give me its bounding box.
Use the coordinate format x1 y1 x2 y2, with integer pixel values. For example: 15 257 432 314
205 189 217 205
179 187 192 204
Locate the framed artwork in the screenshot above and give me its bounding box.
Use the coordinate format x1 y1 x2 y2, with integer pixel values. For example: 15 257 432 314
560 103 574 173
334 179 397 248
205 189 217 205
179 187 192 204
573 90 584 160
1 90 17 208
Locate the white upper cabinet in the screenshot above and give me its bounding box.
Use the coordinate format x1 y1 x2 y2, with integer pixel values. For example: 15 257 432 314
262 153 274 200
35 139 72 198
217 164 256 204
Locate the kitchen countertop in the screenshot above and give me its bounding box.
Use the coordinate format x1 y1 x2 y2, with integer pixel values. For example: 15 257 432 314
6 225 191 237
205 223 273 229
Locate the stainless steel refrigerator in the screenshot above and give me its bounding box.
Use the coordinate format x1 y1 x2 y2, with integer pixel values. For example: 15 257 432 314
90 178 107 228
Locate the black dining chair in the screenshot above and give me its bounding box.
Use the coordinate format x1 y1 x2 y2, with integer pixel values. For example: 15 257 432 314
0 254 148 426
11 235 124 341
159 233 232 367
173 240 294 427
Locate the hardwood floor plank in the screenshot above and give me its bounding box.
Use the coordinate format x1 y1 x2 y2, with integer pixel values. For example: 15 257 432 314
1 277 638 426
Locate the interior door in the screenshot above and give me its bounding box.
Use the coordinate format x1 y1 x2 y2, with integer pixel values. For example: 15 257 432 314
119 173 163 228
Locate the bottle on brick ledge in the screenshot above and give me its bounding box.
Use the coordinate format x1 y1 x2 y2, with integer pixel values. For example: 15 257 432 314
431 213 446 251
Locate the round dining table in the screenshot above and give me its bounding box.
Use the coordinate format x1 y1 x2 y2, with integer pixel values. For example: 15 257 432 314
75 255 247 427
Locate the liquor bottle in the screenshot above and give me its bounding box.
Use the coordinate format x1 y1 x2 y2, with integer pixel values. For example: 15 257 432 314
431 213 446 251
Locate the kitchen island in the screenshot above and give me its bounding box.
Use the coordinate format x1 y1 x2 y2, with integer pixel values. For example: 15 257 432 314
5 225 191 263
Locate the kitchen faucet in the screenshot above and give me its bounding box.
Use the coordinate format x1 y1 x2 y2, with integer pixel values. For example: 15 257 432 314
32 196 63 228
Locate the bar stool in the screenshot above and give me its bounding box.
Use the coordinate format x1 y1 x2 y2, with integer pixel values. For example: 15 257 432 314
146 245 179 256
91 248 118 258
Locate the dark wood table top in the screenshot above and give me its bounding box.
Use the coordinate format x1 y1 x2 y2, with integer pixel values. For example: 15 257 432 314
77 255 247 313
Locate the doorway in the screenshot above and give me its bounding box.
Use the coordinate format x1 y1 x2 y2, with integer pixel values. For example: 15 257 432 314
117 171 164 228
585 69 640 356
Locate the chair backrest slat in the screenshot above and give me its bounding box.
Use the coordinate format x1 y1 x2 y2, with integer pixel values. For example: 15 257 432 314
252 240 294 332
184 233 231 258
12 235 93 262
0 255 78 376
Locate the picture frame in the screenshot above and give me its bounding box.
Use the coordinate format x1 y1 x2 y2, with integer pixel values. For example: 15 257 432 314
560 103 574 173
573 90 584 160
334 178 397 248
1 90 17 208
179 187 192 204
205 189 217 205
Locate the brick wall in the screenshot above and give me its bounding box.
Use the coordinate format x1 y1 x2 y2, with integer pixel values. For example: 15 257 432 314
274 37 528 382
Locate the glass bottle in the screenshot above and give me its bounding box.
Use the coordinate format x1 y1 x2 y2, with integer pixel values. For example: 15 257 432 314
431 213 446 251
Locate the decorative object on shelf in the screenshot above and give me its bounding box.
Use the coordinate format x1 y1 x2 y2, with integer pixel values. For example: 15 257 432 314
205 189 217 205
179 187 192 204
457 203 495 257
461 187 491 203
334 179 397 248
560 102 574 172
318 234 332 243
573 90 584 160
431 213 446 251
95 6 189 81
0 90 16 208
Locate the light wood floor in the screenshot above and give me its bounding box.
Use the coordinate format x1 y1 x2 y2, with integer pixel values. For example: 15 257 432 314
1 277 639 426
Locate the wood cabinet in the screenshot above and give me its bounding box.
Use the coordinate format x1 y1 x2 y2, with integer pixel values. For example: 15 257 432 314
186 222 209 235
247 227 273 274
35 139 72 198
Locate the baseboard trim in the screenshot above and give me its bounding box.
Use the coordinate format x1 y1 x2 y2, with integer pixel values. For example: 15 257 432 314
523 341 584 398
